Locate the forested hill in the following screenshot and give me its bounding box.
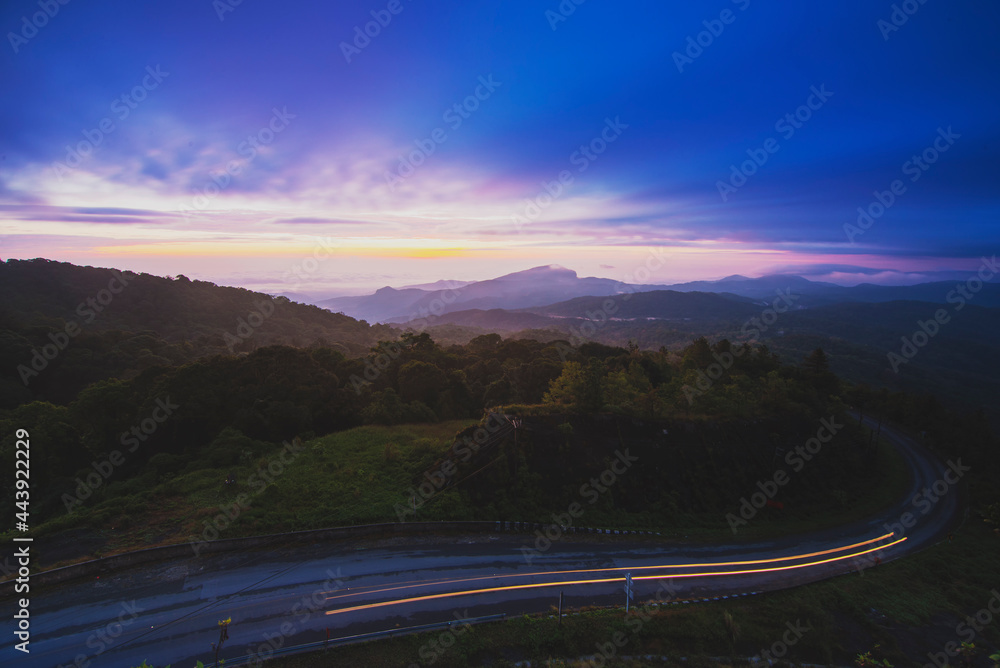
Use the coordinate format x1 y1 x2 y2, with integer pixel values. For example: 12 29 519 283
0 259 397 408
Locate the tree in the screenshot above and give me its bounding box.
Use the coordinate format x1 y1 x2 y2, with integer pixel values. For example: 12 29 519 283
803 348 830 374
681 337 713 369
544 361 586 408
507 359 562 404
603 369 637 412
400 331 437 353
398 360 450 404
802 347 838 393
544 359 605 412
469 333 502 355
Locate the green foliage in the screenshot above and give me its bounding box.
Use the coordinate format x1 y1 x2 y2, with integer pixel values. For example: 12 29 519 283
543 359 605 412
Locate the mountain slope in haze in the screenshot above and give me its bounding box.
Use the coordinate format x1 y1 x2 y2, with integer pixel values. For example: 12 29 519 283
664 273 1000 307
414 308 565 332
661 274 837 301
524 289 764 320
319 265 646 323
319 264 1000 323
314 286 431 324
0 258 397 408
759 300 1000 421
417 291 766 347
400 279 475 290
416 287 1000 419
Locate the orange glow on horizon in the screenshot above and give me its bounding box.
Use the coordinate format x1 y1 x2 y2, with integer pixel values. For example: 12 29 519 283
91 241 474 258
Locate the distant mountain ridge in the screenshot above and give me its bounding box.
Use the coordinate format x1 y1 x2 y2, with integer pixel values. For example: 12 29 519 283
315 265 1000 323
662 273 1000 307
416 290 765 337
318 265 639 323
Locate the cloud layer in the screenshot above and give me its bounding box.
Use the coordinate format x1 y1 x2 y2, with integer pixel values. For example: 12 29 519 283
1 0 998 294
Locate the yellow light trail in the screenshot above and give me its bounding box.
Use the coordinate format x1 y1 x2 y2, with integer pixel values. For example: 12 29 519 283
325 535 904 616
324 533 893 602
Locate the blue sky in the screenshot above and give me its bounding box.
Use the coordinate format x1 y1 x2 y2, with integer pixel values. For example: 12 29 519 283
1 0 998 295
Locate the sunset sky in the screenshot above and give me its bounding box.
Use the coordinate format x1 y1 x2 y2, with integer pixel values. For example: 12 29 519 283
2 0 998 297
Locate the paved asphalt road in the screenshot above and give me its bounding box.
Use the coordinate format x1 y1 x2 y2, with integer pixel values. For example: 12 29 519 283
1 415 964 668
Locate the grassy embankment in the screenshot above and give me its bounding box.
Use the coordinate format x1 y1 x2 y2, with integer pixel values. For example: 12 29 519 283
12 413 913 570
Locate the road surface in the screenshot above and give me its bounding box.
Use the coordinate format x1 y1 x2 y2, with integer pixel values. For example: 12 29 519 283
0 416 964 668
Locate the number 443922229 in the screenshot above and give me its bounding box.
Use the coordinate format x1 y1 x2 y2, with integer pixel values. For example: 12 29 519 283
15 428 29 528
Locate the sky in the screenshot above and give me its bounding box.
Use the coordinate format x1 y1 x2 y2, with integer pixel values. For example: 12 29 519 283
1 0 998 297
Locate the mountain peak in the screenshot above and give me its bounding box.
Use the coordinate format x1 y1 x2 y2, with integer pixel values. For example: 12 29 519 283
496 265 578 281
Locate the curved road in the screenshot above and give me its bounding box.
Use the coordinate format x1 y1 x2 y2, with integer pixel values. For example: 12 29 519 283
0 415 964 668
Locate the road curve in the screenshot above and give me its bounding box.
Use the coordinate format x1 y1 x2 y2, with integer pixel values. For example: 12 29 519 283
0 415 965 668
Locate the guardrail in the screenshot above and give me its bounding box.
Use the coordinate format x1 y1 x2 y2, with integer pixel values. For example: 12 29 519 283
205 613 507 667
0 520 661 596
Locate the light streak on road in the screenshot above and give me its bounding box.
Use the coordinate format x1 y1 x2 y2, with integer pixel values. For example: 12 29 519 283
324 532 894 603
325 534 905 616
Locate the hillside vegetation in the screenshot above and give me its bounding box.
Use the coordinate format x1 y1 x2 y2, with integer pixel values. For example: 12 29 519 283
1 261 997 569
0 258 396 407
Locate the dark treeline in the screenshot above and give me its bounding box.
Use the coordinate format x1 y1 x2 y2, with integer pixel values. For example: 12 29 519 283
0 258 396 408
4 325 996 527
